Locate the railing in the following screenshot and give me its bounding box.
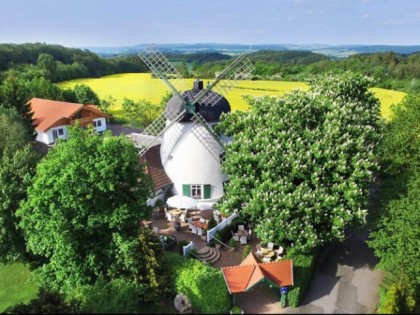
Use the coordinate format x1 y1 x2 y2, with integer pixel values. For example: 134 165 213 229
182 241 194 257
206 212 238 242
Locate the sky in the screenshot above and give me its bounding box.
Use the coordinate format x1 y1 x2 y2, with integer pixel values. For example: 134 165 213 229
1 0 419 48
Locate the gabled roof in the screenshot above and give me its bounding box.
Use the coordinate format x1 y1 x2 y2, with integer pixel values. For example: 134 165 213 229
140 143 172 191
28 98 111 132
221 252 294 294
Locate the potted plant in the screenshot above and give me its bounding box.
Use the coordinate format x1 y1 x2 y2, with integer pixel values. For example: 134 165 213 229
229 306 244 314
228 237 237 252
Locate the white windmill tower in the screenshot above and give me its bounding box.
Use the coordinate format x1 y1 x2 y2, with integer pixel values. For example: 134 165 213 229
136 47 254 210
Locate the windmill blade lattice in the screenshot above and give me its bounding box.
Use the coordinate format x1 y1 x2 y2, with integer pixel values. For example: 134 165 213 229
192 54 254 106
136 108 186 157
139 46 192 104
190 112 224 162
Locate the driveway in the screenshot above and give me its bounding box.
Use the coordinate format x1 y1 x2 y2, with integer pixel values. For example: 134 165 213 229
107 123 142 136
283 228 383 314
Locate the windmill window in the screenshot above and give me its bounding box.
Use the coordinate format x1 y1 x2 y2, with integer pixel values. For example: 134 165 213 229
183 184 211 199
191 185 202 199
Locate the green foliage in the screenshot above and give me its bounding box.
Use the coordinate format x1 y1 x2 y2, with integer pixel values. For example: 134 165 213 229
162 252 231 314
217 72 381 251
17 127 154 293
0 145 39 262
71 278 146 314
378 92 420 175
368 176 420 313
72 84 100 105
4 287 78 314
228 237 237 248
122 97 163 127
230 305 243 314
177 240 190 255
241 245 252 261
285 248 319 307
369 91 420 313
0 108 39 262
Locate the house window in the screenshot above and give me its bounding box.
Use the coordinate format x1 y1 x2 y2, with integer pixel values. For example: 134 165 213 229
58 128 64 136
94 120 102 128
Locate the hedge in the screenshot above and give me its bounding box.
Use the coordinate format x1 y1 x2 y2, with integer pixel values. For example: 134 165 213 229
285 247 319 308
162 252 231 314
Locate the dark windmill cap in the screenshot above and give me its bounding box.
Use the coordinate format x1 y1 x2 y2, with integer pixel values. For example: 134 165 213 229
165 79 231 122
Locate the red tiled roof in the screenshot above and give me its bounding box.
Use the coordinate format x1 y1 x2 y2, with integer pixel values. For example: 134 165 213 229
260 260 294 287
140 144 172 191
221 253 294 294
221 265 256 294
28 98 110 132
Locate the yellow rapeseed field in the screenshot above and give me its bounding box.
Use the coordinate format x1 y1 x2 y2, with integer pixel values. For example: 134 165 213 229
58 73 405 120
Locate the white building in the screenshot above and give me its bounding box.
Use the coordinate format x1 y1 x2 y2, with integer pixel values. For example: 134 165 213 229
28 98 111 145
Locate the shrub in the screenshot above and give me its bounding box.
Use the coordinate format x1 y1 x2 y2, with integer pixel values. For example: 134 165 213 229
286 247 319 308
230 305 243 314
378 284 401 314
207 217 217 230
218 216 247 243
162 252 231 314
242 245 252 261
228 237 237 249
177 240 190 255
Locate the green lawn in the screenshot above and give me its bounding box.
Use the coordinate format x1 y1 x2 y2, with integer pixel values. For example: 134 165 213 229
0 262 39 312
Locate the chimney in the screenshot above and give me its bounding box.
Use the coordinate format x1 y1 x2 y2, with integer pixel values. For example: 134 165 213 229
193 79 203 91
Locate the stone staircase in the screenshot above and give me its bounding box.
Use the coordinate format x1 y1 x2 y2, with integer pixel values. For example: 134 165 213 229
195 246 221 264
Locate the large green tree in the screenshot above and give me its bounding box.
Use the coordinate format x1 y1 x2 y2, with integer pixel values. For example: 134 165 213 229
368 92 420 313
0 107 39 262
17 127 155 293
216 72 381 251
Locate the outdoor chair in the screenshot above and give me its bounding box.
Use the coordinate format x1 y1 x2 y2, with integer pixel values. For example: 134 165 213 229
240 235 248 245
256 243 262 255
267 242 274 251
247 228 252 241
199 217 206 223
262 256 271 263
191 225 198 235
238 224 245 231
231 230 239 242
152 226 159 234
275 246 284 256
180 211 187 223
197 227 203 236
164 209 173 222
188 218 194 230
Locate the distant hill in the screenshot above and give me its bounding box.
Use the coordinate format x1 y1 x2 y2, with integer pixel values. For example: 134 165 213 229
81 43 420 59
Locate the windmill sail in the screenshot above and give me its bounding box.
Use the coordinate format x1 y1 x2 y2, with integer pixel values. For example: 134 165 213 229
137 46 254 160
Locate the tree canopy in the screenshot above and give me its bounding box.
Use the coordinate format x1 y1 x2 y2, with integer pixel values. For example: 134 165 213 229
17 126 155 292
0 107 39 262
216 72 381 251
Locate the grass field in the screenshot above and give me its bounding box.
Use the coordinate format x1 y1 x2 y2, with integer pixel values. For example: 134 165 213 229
58 73 406 120
0 263 39 312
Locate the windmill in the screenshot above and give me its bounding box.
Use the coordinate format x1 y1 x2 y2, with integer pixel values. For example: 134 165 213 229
136 46 254 209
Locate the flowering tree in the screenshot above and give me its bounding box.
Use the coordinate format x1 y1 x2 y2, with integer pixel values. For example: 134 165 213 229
216 72 381 251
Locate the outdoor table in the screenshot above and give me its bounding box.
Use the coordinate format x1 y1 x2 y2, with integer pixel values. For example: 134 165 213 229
238 229 248 237
192 221 208 230
261 249 275 258
169 209 182 216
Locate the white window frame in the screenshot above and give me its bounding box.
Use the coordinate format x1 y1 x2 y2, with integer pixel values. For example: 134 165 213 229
191 185 202 199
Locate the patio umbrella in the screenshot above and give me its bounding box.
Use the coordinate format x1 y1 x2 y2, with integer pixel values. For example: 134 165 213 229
166 195 198 210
